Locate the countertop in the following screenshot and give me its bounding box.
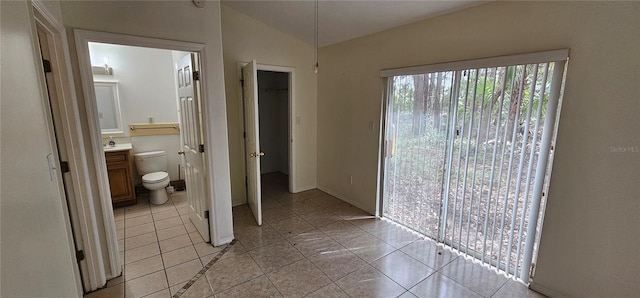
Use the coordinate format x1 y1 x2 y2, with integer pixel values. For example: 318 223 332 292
104 143 132 152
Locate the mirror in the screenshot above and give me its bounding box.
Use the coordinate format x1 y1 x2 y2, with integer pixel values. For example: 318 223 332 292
94 81 123 135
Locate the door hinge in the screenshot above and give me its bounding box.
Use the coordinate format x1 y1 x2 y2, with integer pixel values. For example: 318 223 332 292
204 210 209 219
243 131 246 138
60 161 70 173
199 144 205 153
43 59 52 73
245 176 248 187
76 250 85 262
192 70 200 81
240 79 244 87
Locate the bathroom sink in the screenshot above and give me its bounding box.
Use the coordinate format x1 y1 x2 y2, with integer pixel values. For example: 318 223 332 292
104 143 132 152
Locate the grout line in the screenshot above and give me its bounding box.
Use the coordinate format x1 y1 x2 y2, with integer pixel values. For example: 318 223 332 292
261 270 285 297
151 197 171 298
172 239 237 298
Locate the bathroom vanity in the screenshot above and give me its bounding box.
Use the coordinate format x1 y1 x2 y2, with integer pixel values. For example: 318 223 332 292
105 144 136 207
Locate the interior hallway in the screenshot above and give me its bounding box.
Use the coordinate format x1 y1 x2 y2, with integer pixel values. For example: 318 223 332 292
175 172 546 297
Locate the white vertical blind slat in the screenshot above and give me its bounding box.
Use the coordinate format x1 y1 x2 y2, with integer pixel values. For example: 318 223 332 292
381 52 566 282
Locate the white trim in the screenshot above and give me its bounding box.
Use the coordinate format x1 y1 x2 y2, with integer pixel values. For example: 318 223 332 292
74 30 121 281
74 29 205 53
198 43 233 246
30 5 83 294
380 49 569 78
73 29 227 272
32 2 104 292
295 185 317 193
255 63 297 193
317 185 374 215
529 282 567 298
236 62 299 196
375 78 391 218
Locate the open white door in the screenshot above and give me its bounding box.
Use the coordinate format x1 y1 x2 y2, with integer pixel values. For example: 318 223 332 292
242 60 263 226
176 53 210 242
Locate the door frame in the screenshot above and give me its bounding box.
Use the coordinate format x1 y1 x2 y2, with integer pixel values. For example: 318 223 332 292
73 30 219 279
237 62 297 197
31 1 93 292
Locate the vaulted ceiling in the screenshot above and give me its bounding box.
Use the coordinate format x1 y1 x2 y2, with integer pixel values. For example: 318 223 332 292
222 0 485 47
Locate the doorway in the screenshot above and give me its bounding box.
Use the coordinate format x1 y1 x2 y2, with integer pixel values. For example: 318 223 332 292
85 41 211 240
257 70 291 197
74 30 224 289
241 61 295 226
33 11 85 292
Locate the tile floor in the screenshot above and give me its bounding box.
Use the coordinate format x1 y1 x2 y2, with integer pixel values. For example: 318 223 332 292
85 191 224 298
87 173 546 297
177 173 547 298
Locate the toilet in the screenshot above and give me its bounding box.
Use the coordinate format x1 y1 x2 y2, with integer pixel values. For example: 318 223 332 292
134 150 170 205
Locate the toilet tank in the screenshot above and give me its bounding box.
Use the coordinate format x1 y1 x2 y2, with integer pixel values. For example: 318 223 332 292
134 151 167 175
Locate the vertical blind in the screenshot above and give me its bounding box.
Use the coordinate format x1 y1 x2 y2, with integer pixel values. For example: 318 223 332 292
380 50 568 282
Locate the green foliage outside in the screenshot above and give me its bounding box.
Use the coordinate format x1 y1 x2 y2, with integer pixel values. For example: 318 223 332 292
383 63 555 272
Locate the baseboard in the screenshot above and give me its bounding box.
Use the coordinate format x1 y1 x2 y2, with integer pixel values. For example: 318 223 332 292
529 282 566 298
215 236 235 247
317 185 375 215
293 185 316 193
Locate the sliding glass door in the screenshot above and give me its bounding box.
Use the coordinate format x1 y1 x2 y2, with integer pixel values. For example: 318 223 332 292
380 51 568 282
382 72 454 239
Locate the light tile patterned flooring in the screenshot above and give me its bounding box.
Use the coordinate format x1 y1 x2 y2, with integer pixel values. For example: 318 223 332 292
178 173 546 298
85 191 224 298
87 173 546 297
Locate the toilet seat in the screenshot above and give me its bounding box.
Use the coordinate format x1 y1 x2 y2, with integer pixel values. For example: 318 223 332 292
142 172 169 183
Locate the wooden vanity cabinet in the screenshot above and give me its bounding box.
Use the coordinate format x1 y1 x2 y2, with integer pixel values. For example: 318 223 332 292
105 150 136 207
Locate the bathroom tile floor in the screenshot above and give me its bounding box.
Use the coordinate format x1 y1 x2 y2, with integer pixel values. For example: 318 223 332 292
85 190 224 298
86 173 546 297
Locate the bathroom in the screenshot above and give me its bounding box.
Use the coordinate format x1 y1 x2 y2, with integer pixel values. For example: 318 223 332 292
91 42 188 200
91 41 218 287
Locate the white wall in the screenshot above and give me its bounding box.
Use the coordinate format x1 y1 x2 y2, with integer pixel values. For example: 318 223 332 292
221 5 317 206
1 1 82 296
89 43 182 181
258 71 289 175
317 2 640 297
61 0 234 245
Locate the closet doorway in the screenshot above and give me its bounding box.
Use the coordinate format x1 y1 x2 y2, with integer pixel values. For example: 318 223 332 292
241 61 295 226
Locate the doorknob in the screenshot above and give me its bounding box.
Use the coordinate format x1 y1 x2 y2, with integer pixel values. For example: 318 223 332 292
249 152 265 158
178 151 185 155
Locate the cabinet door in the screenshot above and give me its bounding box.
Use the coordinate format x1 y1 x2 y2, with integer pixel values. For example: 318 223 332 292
107 162 134 202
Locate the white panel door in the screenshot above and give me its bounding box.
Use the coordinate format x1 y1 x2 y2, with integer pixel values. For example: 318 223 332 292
242 60 263 226
176 53 210 242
